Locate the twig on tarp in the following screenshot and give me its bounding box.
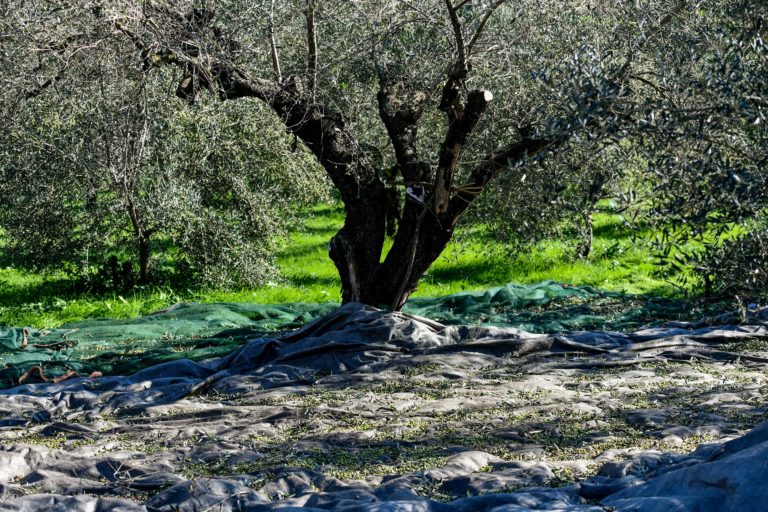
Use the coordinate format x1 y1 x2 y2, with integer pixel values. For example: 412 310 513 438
17 366 102 385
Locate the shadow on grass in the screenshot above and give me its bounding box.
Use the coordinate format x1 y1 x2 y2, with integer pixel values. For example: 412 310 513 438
0 276 77 307
279 241 334 259
591 223 657 243
427 259 511 284
290 224 340 237
283 273 341 288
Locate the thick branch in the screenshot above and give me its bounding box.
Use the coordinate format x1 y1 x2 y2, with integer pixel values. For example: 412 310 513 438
304 0 318 102
444 0 467 73
377 84 429 182
439 1 471 116
445 136 554 222
169 58 388 305
433 89 493 214
219 70 383 199
116 9 382 207
268 0 283 81
440 0 506 116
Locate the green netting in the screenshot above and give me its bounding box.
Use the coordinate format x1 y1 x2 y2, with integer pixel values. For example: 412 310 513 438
0 281 715 388
403 281 712 332
0 302 336 388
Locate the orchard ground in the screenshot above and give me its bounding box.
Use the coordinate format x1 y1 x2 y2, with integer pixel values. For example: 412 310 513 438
1 202 693 328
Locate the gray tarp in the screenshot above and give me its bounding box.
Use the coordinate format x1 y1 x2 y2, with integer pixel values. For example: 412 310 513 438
1 303 767 511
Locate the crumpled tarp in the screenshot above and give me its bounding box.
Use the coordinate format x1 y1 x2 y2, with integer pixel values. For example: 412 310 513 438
0 282 715 387
0 302 767 511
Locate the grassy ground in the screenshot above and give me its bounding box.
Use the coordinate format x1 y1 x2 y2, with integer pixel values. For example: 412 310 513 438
0 203 687 328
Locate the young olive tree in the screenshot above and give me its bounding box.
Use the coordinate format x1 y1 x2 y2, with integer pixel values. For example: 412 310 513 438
470 139 633 260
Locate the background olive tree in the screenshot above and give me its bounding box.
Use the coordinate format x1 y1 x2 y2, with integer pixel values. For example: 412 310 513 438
470 0 766 295
0 4 327 289
640 1 767 298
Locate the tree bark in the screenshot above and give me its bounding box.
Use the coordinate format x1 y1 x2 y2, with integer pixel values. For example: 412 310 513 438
138 235 151 285
575 171 608 260
575 213 593 259
375 202 455 310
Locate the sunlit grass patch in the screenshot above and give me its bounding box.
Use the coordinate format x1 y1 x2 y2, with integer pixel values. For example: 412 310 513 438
1 202 697 327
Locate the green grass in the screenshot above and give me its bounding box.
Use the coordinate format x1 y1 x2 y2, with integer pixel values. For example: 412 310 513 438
267 203 683 299
0 202 688 328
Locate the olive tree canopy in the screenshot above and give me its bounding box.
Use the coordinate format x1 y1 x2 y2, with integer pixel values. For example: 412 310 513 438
2 0 764 303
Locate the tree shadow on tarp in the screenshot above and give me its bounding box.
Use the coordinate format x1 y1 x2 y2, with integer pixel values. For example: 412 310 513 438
149 372 768 505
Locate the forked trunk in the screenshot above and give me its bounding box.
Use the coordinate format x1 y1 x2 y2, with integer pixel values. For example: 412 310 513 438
329 189 456 310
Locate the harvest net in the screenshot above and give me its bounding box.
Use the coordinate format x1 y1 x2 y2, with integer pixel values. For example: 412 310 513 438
0 281 715 388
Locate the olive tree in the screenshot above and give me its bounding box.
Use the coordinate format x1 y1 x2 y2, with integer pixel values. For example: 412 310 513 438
627 0 766 297
444 0 766 278
5 0 750 305
124 0 699 309
0 5 327 287
470 139 633 260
